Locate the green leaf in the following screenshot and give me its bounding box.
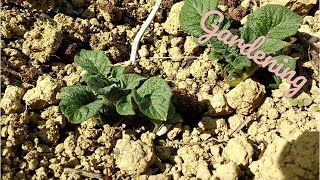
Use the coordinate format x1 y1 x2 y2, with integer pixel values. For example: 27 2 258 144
75 50 111 78
302 98 312 106
167 113 183 124
242 4 303 43
258 38 289 54
268 55 296 88
269 76 282 89
111 66 126 79
120 74 146 90
167 102 176 120
210 38 228 51
273 55 296 72
116 94 135 116
81 73 110 89
59 85 104 124
95 84 119 95
293 98 313 107
289 98 298 106
133 77 173 121
232 56 251 71
179 0 230 38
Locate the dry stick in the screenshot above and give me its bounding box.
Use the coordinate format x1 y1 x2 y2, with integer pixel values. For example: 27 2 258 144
64 168 104 180
170 137 226 146
130 0 162 63
229 117 254 137
170 117 255 146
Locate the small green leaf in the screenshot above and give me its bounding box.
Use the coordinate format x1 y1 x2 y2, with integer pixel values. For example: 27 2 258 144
210 38 228 53
296 98 312 107
75 50 111 78
59 85 103 123
120 74 146 90
302 98 312 107
133 77 172 121
258 38 289 54
289 98 298 106
116 94 135 116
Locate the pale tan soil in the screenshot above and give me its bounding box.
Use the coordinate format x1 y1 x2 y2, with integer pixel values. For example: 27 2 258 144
1 0 319 180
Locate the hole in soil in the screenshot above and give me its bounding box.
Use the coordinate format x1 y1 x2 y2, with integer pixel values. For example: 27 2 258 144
171 87 208 128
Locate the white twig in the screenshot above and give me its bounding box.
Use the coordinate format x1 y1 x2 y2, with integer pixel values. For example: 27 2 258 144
130 0 162 63
150 56 199 60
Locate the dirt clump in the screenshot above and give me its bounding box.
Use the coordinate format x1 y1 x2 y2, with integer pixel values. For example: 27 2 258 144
0 85 25 114
214 162 241 180
1 8 33 38
22 21 62 63
202 91 234 117
114 133 155 175
97 0 122 23
54 13 90 42
23 75 62 109
249 133 319 179
1 113 28 147
223 137 254 166
260 0 318 16
176 145 212 179
2 0 59 12
163 2 184 36
226 79 266 115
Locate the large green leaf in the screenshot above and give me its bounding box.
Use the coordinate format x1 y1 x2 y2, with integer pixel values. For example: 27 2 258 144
95 84 119 95
273 55 296 72
179 0 230 38
242 4 302 42
81 73 110 89
75 50 111 78
120 74 146 90
241 4 302 54
133 77 172 121
258 38 289 54
59 85 104 124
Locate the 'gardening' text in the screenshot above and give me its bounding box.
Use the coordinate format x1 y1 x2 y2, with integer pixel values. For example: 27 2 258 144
198 10 307 98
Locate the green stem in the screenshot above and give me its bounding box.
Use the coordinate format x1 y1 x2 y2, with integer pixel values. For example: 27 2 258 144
40 13 58 27
228 64 260 87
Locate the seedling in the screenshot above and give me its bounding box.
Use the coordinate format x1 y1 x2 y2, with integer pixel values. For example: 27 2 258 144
179 1 303 88
59 50 181 126
289 98 312 107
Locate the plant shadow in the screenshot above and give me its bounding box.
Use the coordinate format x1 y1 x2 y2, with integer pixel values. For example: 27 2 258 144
278 131 319 179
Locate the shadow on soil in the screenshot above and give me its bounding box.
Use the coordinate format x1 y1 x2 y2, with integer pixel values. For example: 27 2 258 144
278 131 319 179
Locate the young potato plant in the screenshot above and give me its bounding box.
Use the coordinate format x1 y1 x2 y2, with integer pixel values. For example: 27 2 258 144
59 50 181 126
288 98 312 108
179 0 303 88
